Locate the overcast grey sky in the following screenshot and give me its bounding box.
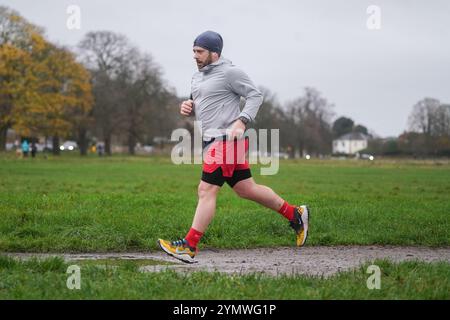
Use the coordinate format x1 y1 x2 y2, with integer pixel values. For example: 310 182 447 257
1 0 449 137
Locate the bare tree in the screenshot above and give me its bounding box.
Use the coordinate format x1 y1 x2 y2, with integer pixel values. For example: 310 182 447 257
285 87 334 156
248 87 287 152
252 87 282 130
78 31 133 155
408 98 441 135
433 104 450 137
78 31 179 155
407 98 450 155
115 50 169 154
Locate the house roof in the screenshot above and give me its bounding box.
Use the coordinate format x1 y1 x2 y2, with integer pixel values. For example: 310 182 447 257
335 132 370 141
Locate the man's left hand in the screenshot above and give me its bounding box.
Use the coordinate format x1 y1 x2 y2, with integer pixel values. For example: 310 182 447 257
227 119 246 140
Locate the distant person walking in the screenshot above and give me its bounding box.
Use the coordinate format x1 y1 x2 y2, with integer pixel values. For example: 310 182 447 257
21 140 29 158
31 141 37 158
97 143 104 157
158 31 310 263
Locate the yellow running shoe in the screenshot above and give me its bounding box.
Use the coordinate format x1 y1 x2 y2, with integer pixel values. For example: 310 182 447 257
157 238 197 264
289 205 310 246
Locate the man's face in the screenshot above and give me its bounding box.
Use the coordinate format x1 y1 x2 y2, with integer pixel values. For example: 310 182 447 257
193 46 216 70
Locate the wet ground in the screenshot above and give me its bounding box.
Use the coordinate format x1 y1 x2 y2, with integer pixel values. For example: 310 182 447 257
6 245 450 277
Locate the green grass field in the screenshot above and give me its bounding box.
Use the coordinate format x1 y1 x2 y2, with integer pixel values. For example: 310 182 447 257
0 153 449 299
0 153 449 251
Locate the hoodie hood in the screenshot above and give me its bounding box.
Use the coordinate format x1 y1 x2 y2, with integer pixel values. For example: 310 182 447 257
199 56 232 73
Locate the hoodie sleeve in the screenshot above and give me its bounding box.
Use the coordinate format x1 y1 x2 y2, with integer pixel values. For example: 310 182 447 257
225 67 263 122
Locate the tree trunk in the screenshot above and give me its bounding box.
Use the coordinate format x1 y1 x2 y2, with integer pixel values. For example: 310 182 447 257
128 133 136 155
52 136 60 155
298 141 304 158
78 128 88 156
105 135 112 156
0 125 8 152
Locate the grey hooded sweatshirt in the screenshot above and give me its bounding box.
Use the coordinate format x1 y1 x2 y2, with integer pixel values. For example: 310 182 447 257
191 57 263 141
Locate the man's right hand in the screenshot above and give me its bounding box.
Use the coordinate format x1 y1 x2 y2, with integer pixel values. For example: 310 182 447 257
180 99 194 116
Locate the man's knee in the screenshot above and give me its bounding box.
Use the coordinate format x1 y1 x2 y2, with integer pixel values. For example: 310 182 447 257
233 181 256 199
198 181 219 199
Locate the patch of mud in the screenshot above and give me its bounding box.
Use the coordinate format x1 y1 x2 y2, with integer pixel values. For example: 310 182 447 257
4 246 450 277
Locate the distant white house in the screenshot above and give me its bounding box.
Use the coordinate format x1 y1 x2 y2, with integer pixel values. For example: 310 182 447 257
333 132 370 155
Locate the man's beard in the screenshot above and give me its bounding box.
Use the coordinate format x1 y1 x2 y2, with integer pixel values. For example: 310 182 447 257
197 52 214 70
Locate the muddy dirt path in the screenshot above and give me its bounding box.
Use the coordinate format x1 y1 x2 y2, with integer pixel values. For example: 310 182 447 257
5 246 450 277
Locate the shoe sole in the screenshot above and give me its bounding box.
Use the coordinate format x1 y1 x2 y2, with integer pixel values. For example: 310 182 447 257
157 239 197 264
298 205 310 246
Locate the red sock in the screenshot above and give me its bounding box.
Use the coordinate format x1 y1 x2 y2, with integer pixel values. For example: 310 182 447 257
277 201 295 221
185 227 203 249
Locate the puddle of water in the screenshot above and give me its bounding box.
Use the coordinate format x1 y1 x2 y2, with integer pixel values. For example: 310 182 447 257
73 258 177 267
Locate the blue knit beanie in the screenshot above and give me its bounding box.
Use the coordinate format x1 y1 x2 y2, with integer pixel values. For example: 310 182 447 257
193 31 223 55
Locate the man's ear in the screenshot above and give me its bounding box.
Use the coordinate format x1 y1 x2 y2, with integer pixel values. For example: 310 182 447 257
212 52 220 60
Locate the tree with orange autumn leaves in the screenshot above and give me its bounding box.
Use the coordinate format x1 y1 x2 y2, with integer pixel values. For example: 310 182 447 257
0 6 93 154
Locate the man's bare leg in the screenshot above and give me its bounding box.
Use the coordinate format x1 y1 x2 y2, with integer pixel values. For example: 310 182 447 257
232 177 284 211
157 180 220 263
232 176 310 246
191 181 221 232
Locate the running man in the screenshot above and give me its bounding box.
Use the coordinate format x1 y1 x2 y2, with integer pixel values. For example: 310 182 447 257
158 31 309 263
